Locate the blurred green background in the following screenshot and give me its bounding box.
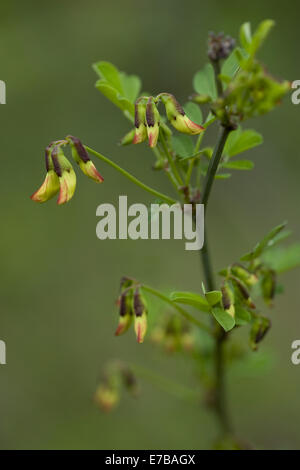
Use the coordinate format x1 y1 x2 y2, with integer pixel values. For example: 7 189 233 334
0 0 300 450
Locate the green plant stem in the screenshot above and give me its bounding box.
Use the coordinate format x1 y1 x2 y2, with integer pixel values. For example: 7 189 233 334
201 126 232 208
185 158 195 186
200 232 215 292
200 121 233 435
185 128 205 186
194 130 205 154
211 59 223 97
141 284 213 335
214 330 232 434
130 363 199 403
159 132 183 186
154 144 182 194
85 145 177 205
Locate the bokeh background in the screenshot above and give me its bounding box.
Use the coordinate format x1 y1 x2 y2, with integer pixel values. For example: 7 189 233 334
0 0 299 450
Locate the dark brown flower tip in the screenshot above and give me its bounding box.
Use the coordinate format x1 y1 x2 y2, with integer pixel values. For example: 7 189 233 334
208 32 236 62
133 288 144 317
67 135 90 163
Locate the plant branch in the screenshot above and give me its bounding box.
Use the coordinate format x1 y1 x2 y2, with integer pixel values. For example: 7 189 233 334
85 145 177 205
211 59 223 97
141 284 213 335
201 125 232 208
198 69 234 434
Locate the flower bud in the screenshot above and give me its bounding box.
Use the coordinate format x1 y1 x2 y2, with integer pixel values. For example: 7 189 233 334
30 145 60 203
146 97 160 148
115 291 133 336
94 384 119 412
250 317 271 351
121 367 139 397
133 101 147 144
52 146 77 205
67 135 104 183
208 32 236 62
120 128 136 146
261 269 276 306
161 94 204 135
230 276 256 309
133 288 147 343
221 282 235 318
191 93 212 104
230 264 258 287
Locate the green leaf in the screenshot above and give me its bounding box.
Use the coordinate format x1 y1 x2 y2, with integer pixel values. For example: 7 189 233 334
262 243 300 273
183 102 203 124
221 47 245 79
268 229 292 247
120 72 142 103
249 19 275 57
205 290 222 306
224 129 263 157
171 135 194 158
239 22 252 51
95 80 134 114
204 112 216 127
170 291 210 312
93 61 123 94
235 305 252 326
241 222 287 261
211 307 235 332
93 62 142 116
193 64 217 101
223 160 254 170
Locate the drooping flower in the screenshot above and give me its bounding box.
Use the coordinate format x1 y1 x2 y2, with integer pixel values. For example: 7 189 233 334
115 291 133 336
221 282 235 318
133 288 148 343
250 316 271 351
94 384 120 412
30 145 60 203
146 97 160 148
161 94 204 135
51 146 77 205
133 100 147 144
67 135 104 183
